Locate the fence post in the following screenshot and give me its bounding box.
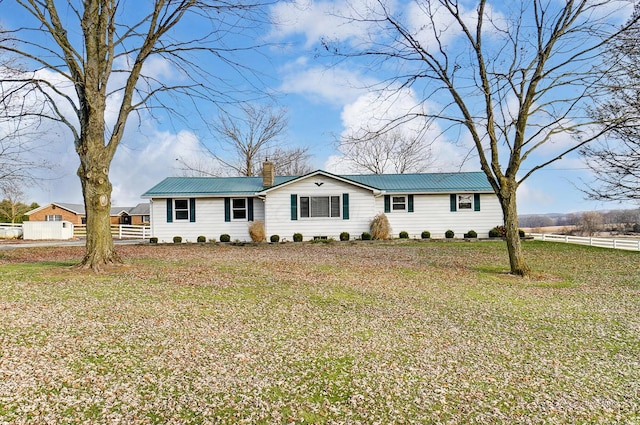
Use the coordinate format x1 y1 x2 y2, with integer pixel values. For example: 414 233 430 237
119 225 123 240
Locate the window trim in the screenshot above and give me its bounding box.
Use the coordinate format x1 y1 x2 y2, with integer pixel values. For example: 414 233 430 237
392 195 407 211
46 214 63 221
231 198 247 221
299 195 341 219
173 198 190 221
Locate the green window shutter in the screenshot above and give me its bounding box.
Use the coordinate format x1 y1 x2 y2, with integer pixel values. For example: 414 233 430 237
384 195 390 213
291 194 298 221
248 198 254 221
224 198 230 222
189 198 196 222
166 198 173 223
474 193 481 211
450 194 457 212
342 193 349 220
408 195 414 213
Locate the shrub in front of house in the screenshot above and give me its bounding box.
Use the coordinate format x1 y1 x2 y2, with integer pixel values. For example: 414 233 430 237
370 213 391 240
361 231 372 240
399 231 409 239
149 237 158 244
519 229 526 238
173 236 182 243
489 225 506 238
197 235 206 243
421 231 431 239
293 233 303 242
220 234 231 243
270 234 280 243
465 230 477 238
248 220 266 243
445 230 455 239
340 232 350 241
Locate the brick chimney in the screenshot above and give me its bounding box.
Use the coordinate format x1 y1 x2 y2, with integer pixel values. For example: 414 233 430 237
262 160 275 187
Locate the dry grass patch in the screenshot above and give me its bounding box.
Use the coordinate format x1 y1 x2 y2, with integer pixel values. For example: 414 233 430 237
0 241 639 424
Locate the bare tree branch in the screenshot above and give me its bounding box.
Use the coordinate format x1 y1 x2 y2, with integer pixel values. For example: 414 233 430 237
323 0 637 276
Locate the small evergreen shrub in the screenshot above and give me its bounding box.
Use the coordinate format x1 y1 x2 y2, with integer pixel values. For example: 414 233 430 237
370 213 391 240
248 220 266 243
361 232 372 240
197 235 206 243
293 233 303 242
421 231 431 239
219 233 231 243
445 230 455 239
149 237 158 244
173 236 182 243
465 230 477 238
519 229 526 237
399 231 409 239
270 234 280 243
340 232 350 241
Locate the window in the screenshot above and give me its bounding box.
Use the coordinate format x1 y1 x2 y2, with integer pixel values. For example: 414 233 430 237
451 194 480 212
392 196 406 211
46 215 62 221
300 196 340 218
232 198 247 220
174 199 189 220
458 195 473 210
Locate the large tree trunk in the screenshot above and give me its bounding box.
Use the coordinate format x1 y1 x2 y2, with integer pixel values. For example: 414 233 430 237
77 134 121 271
499 189 531 277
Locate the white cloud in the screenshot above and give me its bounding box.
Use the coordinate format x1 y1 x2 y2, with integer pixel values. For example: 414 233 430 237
110 129 203 206
278 60 375 106
269 0 393 47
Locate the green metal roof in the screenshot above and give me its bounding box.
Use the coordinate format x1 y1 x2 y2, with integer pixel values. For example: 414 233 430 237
342 172 493 193
141 171 493 197
142 176 297 197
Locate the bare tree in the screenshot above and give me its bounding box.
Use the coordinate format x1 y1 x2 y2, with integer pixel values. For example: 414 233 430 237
180 103 312 177
577 211 604 236
265 146 313 176
0 1 271 270
582 5 640 203
1 32 51 191
338 129 432 174
323 0 636 276
0 182 36 223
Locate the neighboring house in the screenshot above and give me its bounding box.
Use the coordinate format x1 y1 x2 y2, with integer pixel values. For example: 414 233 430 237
142 162 503 243
26 202 150 225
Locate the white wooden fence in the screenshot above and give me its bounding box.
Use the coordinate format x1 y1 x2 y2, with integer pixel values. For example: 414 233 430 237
530 233 640 252
73 224 150 239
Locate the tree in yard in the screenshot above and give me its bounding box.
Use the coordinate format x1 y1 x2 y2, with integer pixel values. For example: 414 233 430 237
178 103 312 177
321 0 637 276
1 29 51 191
338 128 433 174
0 182 38 223
0 1 270 270
581 5 640 203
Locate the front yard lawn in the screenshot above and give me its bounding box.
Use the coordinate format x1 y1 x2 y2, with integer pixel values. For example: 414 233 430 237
0 241 638 424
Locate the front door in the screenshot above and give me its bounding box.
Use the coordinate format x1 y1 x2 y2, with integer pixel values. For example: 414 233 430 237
121 214 131 225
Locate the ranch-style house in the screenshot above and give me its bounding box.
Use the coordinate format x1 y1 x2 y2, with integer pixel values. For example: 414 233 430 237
142 162 503 243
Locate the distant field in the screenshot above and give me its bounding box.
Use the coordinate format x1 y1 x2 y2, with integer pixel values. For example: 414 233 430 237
0 241 639 424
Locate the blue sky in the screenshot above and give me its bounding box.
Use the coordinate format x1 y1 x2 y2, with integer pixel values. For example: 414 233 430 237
3 0 638 215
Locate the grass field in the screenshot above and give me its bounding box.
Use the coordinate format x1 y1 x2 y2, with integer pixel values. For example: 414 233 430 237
0 240 639 424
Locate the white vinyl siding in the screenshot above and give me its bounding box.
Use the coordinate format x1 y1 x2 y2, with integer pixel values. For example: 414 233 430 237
264 175 375 241
379 193 501 238
150 197 264 243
